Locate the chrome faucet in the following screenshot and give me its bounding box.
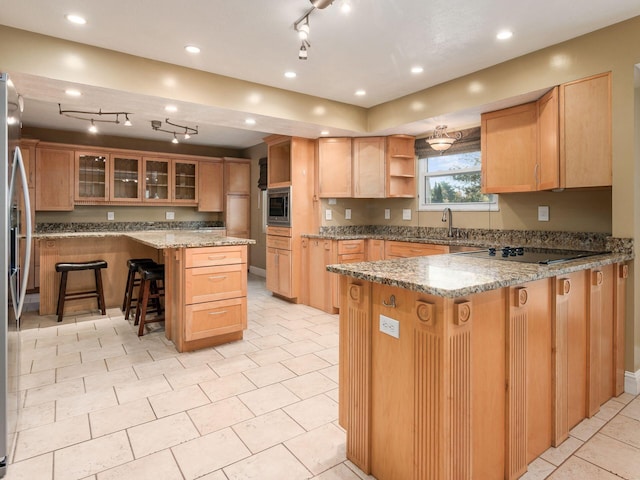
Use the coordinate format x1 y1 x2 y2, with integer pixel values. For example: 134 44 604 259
442 207 453 237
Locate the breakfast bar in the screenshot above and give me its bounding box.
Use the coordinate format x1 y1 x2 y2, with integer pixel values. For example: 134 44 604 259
327 250 632 480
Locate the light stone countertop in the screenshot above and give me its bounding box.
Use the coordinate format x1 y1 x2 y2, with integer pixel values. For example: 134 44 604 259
34 230 255 249
326 251 633 298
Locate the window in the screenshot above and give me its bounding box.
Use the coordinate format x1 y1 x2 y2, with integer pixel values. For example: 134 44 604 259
417 129 498 211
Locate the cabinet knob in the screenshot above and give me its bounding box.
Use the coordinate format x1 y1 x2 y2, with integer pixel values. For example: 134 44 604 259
592 270 603 286
620 264 629 279
559 278 571 295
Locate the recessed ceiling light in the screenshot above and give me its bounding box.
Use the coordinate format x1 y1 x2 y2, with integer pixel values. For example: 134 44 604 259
185 45 200 54
341 2 352 13
284 71 297 79
496 30 513 40
411 66 424 74
320 130 330 135
355 89 366 96
65 88 82 97
245 118 256 125
65 14 86 25
165 105 178 112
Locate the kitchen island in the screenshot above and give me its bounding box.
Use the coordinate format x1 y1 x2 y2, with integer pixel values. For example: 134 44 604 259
36 229 255 352
327 250 632 480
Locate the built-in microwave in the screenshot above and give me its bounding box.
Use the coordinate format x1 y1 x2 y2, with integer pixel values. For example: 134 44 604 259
267 186 291 227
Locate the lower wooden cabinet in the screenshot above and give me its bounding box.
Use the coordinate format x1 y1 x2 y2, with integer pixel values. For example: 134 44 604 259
385 240 449 258
266 245 292 298
185 297 246 341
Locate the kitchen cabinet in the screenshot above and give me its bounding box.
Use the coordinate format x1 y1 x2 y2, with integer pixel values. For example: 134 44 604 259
266 226 293 298
384 240 449 259
317 137 352 197
111 153 143 202
142 157 170 202
142 157 197 204
172 159 198 204
482 73 611 193
267 137 292 187
385 135 416 198
224 157 251 194
197 159 223 212
353 137 385 198
366 239 385 261
302 237 335 312
75 151 109 202
35 144 74 211
223 157 251 238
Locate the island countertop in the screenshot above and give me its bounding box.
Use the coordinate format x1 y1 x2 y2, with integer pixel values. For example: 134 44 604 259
326 251 633 298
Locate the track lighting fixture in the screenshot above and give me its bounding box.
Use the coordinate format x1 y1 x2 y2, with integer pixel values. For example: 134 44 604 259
151 118 198 143
293 0 342 60
299 42 309 60
310 0 335 8
58 104 133 132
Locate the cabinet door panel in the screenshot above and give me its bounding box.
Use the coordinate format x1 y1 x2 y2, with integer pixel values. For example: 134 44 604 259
318 137 352 197
353 137 385 198
225 194 250 238
198 161 223 212
36 147 74 211
185 263 245 304
537 87 560 190
185 297 246 341
111 154 142 202
224 160 251 194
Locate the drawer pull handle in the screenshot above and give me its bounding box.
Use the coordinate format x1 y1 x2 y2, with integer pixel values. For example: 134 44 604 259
208 275 227 281
344 245 359 249
382 295 396 308
208 310 227 316
207 255 226 260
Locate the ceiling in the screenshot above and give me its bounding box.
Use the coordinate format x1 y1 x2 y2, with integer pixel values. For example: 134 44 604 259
3 0 640 149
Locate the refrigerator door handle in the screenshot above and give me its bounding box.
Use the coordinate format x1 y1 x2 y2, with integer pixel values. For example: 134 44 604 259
8 146 32 319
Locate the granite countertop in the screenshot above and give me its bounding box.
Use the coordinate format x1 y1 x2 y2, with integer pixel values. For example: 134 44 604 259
326 251 633 298
303 233 484 248
34 229 255 249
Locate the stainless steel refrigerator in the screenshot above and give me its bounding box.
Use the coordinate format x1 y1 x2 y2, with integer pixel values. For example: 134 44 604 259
1 73 32 478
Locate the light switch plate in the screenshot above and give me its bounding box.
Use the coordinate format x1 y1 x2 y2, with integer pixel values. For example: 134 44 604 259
345 208 351 220
166 211 175 220
538 205 550 222
384 208 391 220
402 209 411 221
379 314 400 339
325 209 332 221
107 211 114 221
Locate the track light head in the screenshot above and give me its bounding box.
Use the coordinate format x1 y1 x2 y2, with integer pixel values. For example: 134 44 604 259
310 0 334 9
299 43 308 60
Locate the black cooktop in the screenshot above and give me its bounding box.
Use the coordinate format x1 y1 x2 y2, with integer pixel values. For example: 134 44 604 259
458 246 608 265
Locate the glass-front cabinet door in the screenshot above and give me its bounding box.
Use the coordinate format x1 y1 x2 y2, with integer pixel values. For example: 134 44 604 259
110 154 142 202
75 151 109 202
143 158 170 202
173 160 197 204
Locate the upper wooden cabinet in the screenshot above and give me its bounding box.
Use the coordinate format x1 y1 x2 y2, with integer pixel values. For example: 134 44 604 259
267 137 292 187
386 135 416 198
35 145 74 211
482 72 611 193
224 157 251 194
75 151 109 202
353 137 386 198
111 153 143 202
318 137 352 197
198 160 223 212
142 157 170 202
142 157 198 204
223 157 251 238
173 159 198 204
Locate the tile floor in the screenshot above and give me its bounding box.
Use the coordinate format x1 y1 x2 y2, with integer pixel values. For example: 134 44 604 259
6 274 640 479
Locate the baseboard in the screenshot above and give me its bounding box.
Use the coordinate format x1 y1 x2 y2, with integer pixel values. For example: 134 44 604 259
624 369 640 395
249 266 266 278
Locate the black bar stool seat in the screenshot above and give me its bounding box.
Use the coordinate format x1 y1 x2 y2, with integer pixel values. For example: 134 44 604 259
55 260 108 322
122 258 157 320
134 263 165 336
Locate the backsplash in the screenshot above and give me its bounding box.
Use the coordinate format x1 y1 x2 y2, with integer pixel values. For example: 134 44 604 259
319 225 633 254
35 220 224 233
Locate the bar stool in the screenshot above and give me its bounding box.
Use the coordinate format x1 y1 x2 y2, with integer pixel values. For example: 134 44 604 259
55 260 108 322
134 263 165 336
122 258 157 320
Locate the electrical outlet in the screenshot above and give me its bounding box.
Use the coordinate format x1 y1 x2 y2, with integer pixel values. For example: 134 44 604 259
345 208 351 220
328 198 337 205
379 314 400 339
107 211 114 221
538 205 550 222
402 209 411 221
325 209 332 221
166 211 175 220
384 208 391 220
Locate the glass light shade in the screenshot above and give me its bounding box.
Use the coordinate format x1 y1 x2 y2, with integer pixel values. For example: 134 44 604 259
427 137 455 151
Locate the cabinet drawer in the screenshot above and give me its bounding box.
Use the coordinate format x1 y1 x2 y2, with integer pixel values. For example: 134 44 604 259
266 226 292 237
185 245 246 268
338 253 365 263
185 297 247 341
267 235 292 250
185 264 246 304
338 239 365 255
385 241 448 258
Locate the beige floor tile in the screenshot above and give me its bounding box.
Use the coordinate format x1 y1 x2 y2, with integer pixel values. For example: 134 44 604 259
20 344 57 363
277 318 315 330
34 332 78 348
519 457 556 480
164 363 218 390
540 436 583 467
57 337 102 356
89 398 156 438
319 365 339 383
223 444 311 480
188 396 254 435
600 414 640 449
14 414 91 462
313 463 364 480
315 346 339 365
80 343 127 364
17 401 55 431
148 384 210 418
96 449 183 480
209 355 259 377
594 398 626 422
56 389 119 420
57 359 108 382
114 375 172 404
620 396 640 421
279 328 321 342
282 371 338 399
326 388 339 403
214 340 259 359
176 348 224 369
569 415 606 442
246 346 294 366
53 430 133 480
127 411 200 458
24 378 85 407
309 323 339 336
132 356 184 379
4 452 53 480
282 353 331 376
614 392 636 405
548 454 625 479
314 334 340 348
243 363 296 388
281 340 325 357
31 351 81 373
575 433 640 479
172 428 251 480
199 372 257 403
18 369 56 391
105 350 153 371
238 383 301 416
284 394 338 431
285 423 346 475
232 409 305 453
249 334 291 350
194 471 227 480
83 367 138 393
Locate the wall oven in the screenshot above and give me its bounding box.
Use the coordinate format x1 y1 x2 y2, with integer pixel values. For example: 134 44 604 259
267 186 291 227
